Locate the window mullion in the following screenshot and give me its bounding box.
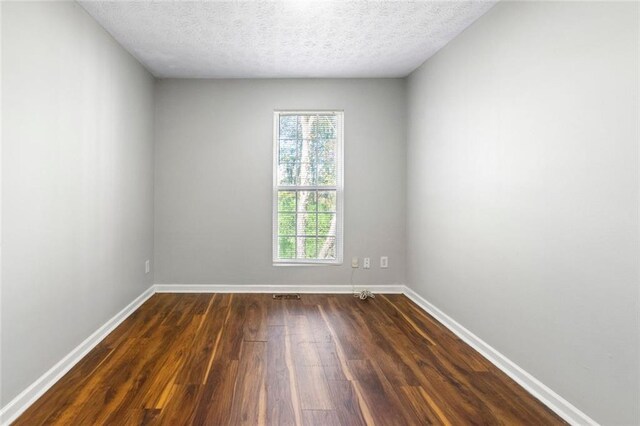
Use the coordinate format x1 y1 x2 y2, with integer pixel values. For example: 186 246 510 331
274 111 342 264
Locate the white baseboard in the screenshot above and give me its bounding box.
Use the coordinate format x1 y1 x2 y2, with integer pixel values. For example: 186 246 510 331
1 282 596 426
153 283 405 294
402 285 598 426
0 286 156 426
0 283 400 424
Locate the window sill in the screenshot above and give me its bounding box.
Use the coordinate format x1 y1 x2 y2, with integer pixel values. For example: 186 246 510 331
273 261 343 267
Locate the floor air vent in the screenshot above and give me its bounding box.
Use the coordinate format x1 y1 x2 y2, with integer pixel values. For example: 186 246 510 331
273 293 301 300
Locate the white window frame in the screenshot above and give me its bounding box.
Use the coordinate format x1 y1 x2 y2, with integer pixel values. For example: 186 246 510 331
272 110 344 265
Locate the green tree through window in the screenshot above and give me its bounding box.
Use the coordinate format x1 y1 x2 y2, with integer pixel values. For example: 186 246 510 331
273 112 343 264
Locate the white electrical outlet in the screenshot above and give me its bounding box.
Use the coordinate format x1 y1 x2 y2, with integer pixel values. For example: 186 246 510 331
145 260 150 274
351 257 359 268
380 256 388 268
363 257 370 269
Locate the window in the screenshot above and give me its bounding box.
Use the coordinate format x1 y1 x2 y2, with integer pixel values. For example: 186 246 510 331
273 111 344 264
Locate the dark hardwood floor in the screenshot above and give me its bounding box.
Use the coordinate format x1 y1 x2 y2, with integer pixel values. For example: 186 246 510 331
14 293 565 425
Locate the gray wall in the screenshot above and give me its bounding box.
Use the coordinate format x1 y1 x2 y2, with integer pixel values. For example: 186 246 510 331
154 79 405 285
1 2 155 405
406 2 639 424
2 1 637 423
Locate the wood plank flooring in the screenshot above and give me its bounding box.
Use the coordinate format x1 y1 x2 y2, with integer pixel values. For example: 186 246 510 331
14 293 565 425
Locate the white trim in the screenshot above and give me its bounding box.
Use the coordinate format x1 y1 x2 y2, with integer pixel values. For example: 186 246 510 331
402 285 598 426
274 110 343 115
0 286 156 426
272 110 344 265
273 262 344 267
153 283 404 294
1 283 598 426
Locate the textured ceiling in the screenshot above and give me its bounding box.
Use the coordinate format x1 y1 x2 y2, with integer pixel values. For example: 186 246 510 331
79 1 497 78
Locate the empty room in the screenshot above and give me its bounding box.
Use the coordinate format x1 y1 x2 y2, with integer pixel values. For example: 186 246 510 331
1 0 638 425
